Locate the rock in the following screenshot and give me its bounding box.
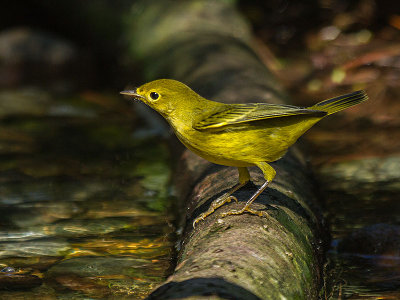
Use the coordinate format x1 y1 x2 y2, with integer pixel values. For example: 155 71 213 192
0 239 70 258
0 274 42 290
47 257 168 298
0 267 42 290
0 256 60 271
3 201 82 228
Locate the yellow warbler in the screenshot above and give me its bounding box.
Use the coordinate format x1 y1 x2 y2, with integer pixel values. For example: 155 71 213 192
121 79 368 227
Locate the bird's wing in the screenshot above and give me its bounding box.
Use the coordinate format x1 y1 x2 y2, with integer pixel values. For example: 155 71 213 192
193 103 326 130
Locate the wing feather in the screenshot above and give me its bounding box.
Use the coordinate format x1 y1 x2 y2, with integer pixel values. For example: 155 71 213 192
193 103 326 130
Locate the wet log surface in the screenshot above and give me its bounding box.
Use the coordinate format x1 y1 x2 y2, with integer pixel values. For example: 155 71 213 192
125 1 327 299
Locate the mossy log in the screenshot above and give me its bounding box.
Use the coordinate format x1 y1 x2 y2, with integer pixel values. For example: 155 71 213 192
125 1 327 299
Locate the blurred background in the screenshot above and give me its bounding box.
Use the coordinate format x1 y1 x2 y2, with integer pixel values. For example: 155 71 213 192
0 0 399 299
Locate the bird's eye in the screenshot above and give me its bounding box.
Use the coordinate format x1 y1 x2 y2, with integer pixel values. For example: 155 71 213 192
150 92 159 100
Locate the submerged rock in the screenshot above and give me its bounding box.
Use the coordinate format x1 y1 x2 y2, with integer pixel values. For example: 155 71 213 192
47 256 168 298
0 239 70 258
0 267 42 290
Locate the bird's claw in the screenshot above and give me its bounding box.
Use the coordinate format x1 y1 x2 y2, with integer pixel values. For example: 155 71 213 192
229 196 238 203
192 195 238 228
193 213 207 228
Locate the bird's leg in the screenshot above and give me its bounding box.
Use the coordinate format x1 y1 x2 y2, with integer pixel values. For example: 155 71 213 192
220 180 270 217
193 167 250 228
220 162 276 218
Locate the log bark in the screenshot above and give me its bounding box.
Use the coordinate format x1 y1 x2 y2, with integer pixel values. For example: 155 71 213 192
125 1 327 299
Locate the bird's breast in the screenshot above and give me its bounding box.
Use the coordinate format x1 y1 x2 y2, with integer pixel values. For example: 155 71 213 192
172 126 288 167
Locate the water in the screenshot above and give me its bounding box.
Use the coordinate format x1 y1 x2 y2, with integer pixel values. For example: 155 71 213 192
324 191 400 299
307 128 400 299
1 88 398 299
0 88 174 299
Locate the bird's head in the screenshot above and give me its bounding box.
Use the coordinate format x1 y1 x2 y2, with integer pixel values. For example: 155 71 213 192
121 79 200 117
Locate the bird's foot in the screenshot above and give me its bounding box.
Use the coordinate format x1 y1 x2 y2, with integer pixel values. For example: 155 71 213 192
219 205 266 218
193 195 237 228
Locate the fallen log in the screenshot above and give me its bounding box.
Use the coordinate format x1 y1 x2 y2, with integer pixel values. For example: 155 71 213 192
125 1 327 299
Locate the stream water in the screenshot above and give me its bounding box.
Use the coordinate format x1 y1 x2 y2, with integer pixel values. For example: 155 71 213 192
307 126 400 299
0 88 174 299
0 89 399 299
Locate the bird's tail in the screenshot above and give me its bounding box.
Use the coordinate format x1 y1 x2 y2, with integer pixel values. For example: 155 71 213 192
309 90 368 115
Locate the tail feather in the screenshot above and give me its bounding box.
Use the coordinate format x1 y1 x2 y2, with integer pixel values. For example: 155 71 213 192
309 90 368 115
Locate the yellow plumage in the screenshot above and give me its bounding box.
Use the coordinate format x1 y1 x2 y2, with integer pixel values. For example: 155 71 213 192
121 79 368 227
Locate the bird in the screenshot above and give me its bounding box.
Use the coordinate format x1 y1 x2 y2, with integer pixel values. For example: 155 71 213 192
121 79 368 227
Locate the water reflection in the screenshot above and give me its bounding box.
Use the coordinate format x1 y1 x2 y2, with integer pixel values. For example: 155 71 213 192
0 89 174 298
316 159 400 299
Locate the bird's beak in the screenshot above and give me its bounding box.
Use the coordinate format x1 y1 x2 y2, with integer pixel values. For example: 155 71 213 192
120 89 146 100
